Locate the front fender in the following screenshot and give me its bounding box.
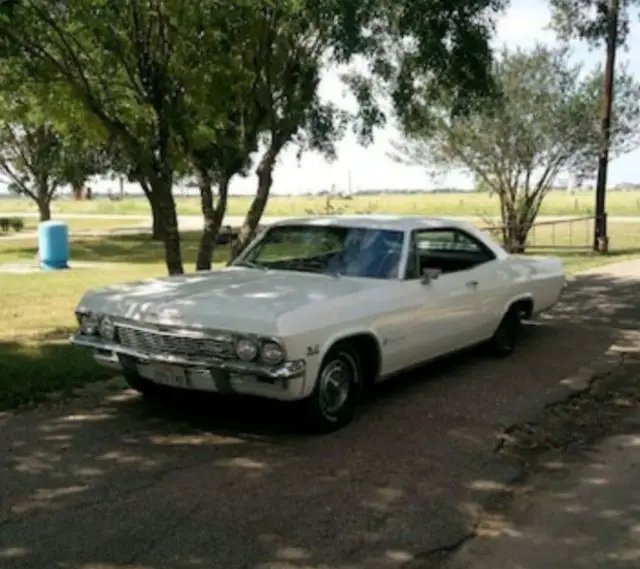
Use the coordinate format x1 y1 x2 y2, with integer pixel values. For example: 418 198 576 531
297 327 382 398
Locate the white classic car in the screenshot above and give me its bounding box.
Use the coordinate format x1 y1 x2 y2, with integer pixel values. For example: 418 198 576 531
71 215 565 432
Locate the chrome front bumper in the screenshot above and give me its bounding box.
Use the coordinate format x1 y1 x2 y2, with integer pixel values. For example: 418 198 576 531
69 333 306 380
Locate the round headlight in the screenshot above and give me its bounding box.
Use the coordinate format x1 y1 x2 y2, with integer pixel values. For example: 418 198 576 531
78 313 100 335
98 316 116 340
261 341 285 365
235 338 258 361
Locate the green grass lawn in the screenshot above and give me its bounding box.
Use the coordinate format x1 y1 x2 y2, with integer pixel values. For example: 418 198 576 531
3 190 640 218
1 221 639 411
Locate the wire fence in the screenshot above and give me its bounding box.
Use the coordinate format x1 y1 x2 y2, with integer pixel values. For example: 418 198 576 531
481 215 640 252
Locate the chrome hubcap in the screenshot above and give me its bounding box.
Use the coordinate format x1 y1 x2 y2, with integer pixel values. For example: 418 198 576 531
318 354 355 417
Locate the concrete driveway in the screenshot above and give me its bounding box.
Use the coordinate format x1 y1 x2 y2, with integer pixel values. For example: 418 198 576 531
1 262 639 569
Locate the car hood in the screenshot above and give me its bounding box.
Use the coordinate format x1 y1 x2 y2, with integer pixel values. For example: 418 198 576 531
78 266 386 335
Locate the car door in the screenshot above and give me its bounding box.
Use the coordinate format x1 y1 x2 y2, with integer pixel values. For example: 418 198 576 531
403 229 484 366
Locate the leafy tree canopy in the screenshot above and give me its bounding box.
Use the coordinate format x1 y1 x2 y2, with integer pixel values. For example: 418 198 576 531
0 59 109 220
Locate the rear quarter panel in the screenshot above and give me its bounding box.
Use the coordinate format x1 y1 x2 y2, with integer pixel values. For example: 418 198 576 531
507 255 565 316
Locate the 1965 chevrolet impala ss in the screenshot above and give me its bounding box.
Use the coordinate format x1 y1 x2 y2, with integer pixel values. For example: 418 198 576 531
70 215 565 432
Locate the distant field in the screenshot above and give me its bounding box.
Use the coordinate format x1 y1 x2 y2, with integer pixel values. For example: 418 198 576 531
2 190 640 218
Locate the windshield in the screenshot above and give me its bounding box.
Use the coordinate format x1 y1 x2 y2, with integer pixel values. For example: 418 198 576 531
234 224 405 279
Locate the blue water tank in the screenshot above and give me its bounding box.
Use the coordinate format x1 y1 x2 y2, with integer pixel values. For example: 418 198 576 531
38 220 69 270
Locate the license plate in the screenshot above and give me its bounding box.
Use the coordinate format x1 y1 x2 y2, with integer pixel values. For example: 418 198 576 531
146 363 190 387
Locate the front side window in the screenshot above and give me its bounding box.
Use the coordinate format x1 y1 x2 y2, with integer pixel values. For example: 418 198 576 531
234 224 405 279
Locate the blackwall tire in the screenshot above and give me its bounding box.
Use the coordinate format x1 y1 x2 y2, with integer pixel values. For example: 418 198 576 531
488 306 521 357
300 343 362 434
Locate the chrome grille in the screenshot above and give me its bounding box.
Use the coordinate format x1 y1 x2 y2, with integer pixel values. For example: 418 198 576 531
117 325 234 359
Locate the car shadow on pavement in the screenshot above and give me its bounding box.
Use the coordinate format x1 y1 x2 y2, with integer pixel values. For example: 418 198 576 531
0 271 636 569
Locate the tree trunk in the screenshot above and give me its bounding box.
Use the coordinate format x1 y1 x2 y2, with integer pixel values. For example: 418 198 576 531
229 145 278 261
37 196 51 222
502 211 529 253
141 180 163 241
196 172 230 271
150 178 183 275
72 183 83 201
498 194 524 253
150 198 164 241
195 169 215 271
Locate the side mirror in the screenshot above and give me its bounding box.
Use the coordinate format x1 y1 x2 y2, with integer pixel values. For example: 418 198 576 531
421 268 442 284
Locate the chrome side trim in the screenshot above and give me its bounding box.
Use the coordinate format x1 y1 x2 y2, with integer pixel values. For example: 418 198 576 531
70 334 305 380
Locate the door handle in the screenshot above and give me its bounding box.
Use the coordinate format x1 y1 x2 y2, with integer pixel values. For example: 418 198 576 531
466 280 479 288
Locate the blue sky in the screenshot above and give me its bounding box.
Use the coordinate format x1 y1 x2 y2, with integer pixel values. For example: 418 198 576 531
2 0 639 196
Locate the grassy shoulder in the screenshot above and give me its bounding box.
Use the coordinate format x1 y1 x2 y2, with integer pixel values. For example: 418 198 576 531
1 227 639 410
3 190 640 218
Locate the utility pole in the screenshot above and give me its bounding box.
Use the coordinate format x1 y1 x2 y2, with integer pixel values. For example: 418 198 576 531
593 0 619 253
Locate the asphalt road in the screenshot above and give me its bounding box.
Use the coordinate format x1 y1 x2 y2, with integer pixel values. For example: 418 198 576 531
1 261 639 569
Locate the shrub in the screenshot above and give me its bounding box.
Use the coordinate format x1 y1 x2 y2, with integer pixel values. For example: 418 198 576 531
0 217 25 233
9 218 24 232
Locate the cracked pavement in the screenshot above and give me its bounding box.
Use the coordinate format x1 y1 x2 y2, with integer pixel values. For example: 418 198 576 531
1 260 640 569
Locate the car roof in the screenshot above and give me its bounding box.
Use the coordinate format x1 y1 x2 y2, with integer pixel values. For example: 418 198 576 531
269 215 472 232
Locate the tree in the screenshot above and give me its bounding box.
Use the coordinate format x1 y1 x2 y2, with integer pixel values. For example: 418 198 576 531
226 0 509 261
390 45 640 252
226 3 349 261
0 122 105 221
0 63 108 220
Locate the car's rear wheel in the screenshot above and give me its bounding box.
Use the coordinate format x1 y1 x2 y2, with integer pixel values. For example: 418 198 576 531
300 343 361 433
488 305 521 357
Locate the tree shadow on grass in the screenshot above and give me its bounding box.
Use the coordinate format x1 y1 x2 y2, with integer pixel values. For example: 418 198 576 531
0 338 115 411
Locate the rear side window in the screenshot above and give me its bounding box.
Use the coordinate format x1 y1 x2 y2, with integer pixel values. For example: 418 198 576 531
416 229 484 253
405 228 495 279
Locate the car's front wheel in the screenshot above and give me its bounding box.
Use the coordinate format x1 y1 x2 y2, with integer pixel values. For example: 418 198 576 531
300 343 361 433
